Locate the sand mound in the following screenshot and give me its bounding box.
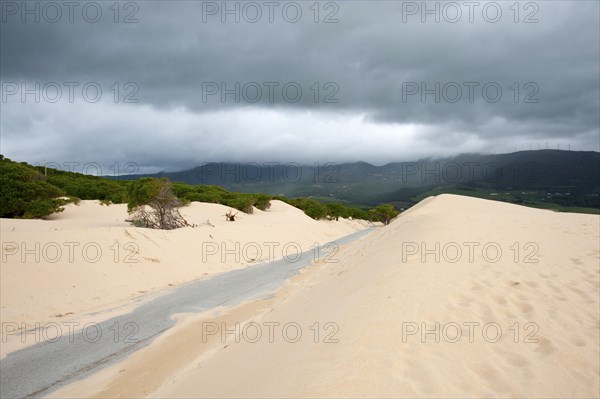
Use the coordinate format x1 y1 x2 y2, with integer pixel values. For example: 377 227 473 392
22 195 600 397
0 199 370 357
102 194 598 398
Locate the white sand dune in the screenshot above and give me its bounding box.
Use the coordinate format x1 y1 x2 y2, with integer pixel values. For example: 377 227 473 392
49 194 600 398
0 200 370 357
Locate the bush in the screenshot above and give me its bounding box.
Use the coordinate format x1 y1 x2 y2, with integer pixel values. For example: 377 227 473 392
41 167 129 203
127 178 189 229
371 204 399 225
303 200 328 220
128 177 164 211
222 195 256 214
326 203 348 221
21 198 69 218
0 157 68 218
349 208 372 221
253 194 272 211
172 183 230 204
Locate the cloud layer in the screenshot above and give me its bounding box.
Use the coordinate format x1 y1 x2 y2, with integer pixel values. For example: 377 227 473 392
1 1 598 171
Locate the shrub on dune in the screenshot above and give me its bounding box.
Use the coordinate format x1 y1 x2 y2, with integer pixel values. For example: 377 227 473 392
371 204 399 225
127 178 190 230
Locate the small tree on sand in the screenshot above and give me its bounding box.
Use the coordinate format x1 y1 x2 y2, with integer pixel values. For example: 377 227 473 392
371 204 399 225
326 203 347 221
127 178 189 230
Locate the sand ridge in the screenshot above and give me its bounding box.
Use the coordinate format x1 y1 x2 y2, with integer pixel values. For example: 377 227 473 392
48 194 600 398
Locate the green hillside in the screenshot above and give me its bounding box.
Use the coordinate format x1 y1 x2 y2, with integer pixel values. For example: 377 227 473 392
0 155 395 222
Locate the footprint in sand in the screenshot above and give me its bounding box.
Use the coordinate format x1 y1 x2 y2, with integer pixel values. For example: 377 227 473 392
566 286 593 303
570 336 587 347
567 285 584 294
493 295 507 305
524 281 539 288
545 281 563 295
502 352 530 367
517 301 534 314
581 270 598 280
532 336 556 355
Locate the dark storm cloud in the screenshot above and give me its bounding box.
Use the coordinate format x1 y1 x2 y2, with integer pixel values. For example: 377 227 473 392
1 0 598 170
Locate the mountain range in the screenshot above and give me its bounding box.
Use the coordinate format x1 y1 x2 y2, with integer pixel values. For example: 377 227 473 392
112 150 600 211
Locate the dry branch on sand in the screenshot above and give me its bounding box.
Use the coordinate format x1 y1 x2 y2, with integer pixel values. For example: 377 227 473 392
225 209 238 221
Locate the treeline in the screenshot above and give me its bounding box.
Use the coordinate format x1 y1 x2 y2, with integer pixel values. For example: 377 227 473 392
170 183 272 213
274 197 397 224
0 156 399 223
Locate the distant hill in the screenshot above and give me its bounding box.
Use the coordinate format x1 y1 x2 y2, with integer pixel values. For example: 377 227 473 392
112 150 600 212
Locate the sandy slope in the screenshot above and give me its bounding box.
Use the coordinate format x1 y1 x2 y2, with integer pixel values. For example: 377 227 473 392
51 194 599 398
0 200 370 356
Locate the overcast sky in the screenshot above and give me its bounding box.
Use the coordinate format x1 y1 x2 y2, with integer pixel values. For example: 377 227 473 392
1 0 598 173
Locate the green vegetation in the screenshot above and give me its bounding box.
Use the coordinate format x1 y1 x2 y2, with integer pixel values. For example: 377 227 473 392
170 183 272 214
371 204 399 225
37 164 129 204
273 197 328 220
326 203 347 221
127 178 189 229
273 196 396 223
0 156 71 218
0 156 394 222
128 177 169 211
